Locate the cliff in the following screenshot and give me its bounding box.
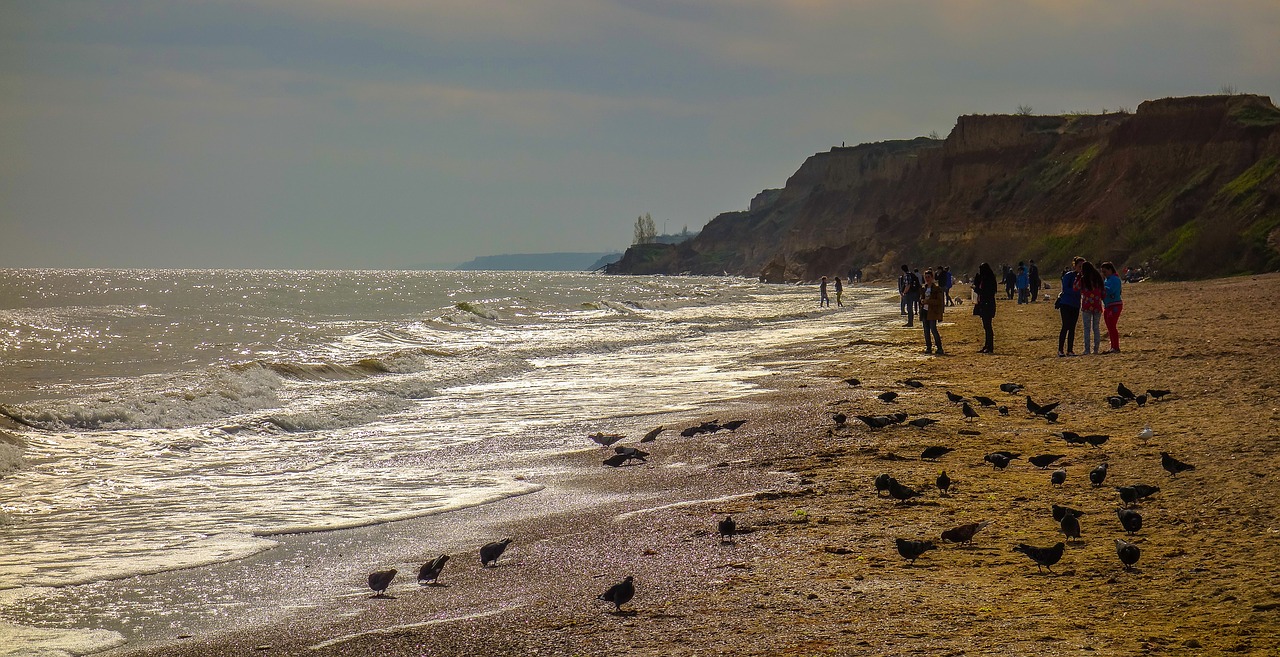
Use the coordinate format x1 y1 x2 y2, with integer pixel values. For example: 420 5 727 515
609 94 1280 281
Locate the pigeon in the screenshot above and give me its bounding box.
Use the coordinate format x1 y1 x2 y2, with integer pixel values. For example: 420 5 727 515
1107 396 1130 409
1044 411 1059 424
1117 484 1160 506
717 515 737 543
962 402 980 419
681 421 721 437
1012 542 1065 573
997 406 1010 416
1146 389 1172 401
1135 394 1147 407
1084 434 1110 448
920 446 954 461
1059 431 1087 445
480 538 512 567
589 432 625 447
721 419 748 432
908 417 940 429
1060 512 1082 541
945 390 966 404
1116 508 1142 535
887 479 922 502
612 446 649 463
936 470 952 494
940 520 988 545
832 413 848 427
417 555 450 585
1089 462 1109 487
973 395 997 407
1160 452 1195 476
999 383 1024 394
1051 468 1067 486
844 377 862 386
1026 396 1060 416
640 426 664 443
368 569 397 597
895 538 936 564
984 451 1019 469
602 454 634 467
856 414 896 429
874 473 895 496
1115 539 1141 569
1117 382 1136 400
901 379 924 388
599 576 635 612
878 391 899 403
1051 504 1084 522
1029 454 1065 469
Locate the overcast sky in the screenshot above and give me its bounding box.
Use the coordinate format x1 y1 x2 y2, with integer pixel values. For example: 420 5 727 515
2 1 1277 269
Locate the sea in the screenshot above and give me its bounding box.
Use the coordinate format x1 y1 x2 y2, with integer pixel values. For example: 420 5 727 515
0 268 885 655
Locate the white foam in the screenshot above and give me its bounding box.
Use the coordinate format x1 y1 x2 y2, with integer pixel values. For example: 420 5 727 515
0 622 125 657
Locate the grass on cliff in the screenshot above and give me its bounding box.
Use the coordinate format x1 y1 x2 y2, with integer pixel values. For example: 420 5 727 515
1230 103 1280 127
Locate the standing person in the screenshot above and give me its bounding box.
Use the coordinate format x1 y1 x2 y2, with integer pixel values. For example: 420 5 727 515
898 266 910 315
1029 259 1042 302
1003 265 1016 299
973 262 997 353
1016 265 1030 304
942 266 955 306
920 269 945 355
1056 257 1083 356
819 276 831 308
1077 260 1105 354
900 265 921 327
1100 261 1124 353
833 276 844 307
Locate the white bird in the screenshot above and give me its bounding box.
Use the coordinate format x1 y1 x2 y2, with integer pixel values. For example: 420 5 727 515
1137 426 1154 439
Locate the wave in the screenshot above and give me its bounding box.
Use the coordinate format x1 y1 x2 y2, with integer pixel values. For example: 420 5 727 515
263 394 416 432
0 431 24 477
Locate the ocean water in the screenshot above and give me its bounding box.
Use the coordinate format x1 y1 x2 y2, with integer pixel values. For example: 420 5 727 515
0 268 881 654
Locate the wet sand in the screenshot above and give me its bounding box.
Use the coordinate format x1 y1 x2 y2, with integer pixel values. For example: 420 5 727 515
107 273 1280 656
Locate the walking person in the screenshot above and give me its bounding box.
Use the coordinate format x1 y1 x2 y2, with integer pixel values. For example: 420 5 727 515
1077 260 1104 354
942 266 955 306
1003 265 1016 299
833 276 844 307
973 262 997 353
1029 259 1042 302
921 269 945 355
1016 265 1030 304
1056 257 1083 356
1100 261 1124 353
819 276 831 308
899 265 921 326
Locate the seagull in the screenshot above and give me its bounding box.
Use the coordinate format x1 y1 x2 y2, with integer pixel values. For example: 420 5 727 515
920 446 954 460
417 555 450 586
1051 468 1067 486
1012 542 1065 573
936 470 952 494
940 520 988 545
480 538 512 567
878 391 899 403
1115 539 1141 569
589 432 625 447
367 569 397 597
717 515 737 543
1161 452 1195 476
640 426 664 443
1028 454 1065 469
1137 426 1154 439
599 576 635 612
1116 508 1142 535
1089 462 1109 487
895 538 936 564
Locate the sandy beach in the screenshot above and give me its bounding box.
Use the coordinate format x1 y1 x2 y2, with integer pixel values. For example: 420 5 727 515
102 273 1280 656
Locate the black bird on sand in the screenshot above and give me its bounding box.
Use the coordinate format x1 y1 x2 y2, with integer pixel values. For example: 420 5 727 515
1059 512 1082 541
984 451 1019 469
1115 539 1141 569
1161 452 1196 476
480 538 512 567
909 417 940 429
1051 468 1067 486
920 445 954 460
615 446 649 462
1135 394 1147 407
1026 396 1061 416
940 520 988 545
1117 484 1160 506
844 377 862 386
417 555 450 585
590 432 625 447
599 576 635 612
936 470 952 494
367 569 397 597
997 405 1009 416
640 426 664 443
945 390 966 404
1106 396 1130 409
1029 454 1065 469
856 414 896 429
717 515 737 543
878 391 899 403
1116 508 1143 535
901 379 924 388
1012 542 1065 573
973 395 997 407
602 453 635 467
1084 434 1110 448
1089 462 1109 487
1117 382 1137 400
1044 411 1059 424
874 473 895 496
1059 431 1087 445
1051 504 1084 522
1147 388 1172 400
721 419 748 432
895 538 936 564
887 479 922 502
1000 382 1024 394
832 413 848 427
962 402 980 419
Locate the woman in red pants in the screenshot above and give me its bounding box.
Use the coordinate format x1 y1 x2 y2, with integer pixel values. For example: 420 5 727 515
1100 261 1123 353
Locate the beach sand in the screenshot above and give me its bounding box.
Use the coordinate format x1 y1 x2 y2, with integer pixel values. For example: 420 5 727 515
106 273 1280 656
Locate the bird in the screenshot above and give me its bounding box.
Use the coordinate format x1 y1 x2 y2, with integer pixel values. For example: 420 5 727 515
878 391 899 403
1137 426 1154 439
973 395 997 407
1147 388 1172 400
901 379 924 388
997 405 1010 416
1026 396 1060 416
832 413 848 427
1084 434 1110 448
1135 394 1147 407
717 515 737 543
602 454 634 467
895 538 936 564
1117 484 1160 506
1051 504 1084 522
936 470 952 494
640 426 664 443
1029 454 1065 469
721 419 748 432
589 432 624 447
856 414 896 429
1060 512 1082 541
945 390 966 404
1161 452 1195 476
1116 508 1142 535
844 377 862 386
479 538 512 567
1059 431 1087 445
368 569 397 597
616 446 649 459
920 445 954 460
962 402 979 419
1117 382 1137 400
1044 411 1059 424
874 473 895 496
1012 542 1065 573
599 576 635 612
908 417 940 429
984 451 1019 469
1089 462 1109 487
1051 468 1067 486
417 555 450 586
940 520 988 545
1106 396 1130 409
999 382 1024 394
1115 539 1141 569
887 479 922 502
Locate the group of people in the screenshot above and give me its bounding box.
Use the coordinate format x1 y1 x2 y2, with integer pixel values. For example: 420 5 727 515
897 265 957 327
818 275 845 307
1000 260 1045 304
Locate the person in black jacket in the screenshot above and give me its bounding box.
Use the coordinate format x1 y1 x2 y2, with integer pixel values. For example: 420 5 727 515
973 262 998 353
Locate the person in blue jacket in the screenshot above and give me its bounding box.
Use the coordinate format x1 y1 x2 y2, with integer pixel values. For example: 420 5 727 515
1100 261 1124 353
1016 265 1030 304
1056 257 1083 356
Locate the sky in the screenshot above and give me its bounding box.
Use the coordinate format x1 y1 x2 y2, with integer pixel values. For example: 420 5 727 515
2 1 1277 269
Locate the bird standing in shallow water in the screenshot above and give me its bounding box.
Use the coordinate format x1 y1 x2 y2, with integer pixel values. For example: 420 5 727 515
480 538 512 567
1115 539 1141 569
718 516 737 543
367 569 397 597
599 576 635 612
417 555 449 586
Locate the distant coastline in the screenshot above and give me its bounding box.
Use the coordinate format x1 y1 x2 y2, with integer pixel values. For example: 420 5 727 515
453 251 621 271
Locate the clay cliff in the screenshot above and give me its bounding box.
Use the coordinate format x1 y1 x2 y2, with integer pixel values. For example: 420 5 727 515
609 94 1280 281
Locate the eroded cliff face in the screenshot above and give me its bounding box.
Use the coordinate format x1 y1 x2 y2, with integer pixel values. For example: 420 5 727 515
610 95 1280 281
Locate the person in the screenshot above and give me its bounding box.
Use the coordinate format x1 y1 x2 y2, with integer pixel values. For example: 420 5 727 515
833 276 844 307
1056 257 1083 356
899 265 921 326
1076 260 1104 354
920 269 945 355
1003 265 1016 299
942 266 955 306
819 276 830 308
1029 259 1042 302
973 262 997 353
898 266 910 315
1100 261 1123 353
1016 265 1029 304
855 269 862 283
